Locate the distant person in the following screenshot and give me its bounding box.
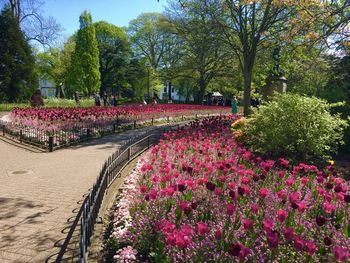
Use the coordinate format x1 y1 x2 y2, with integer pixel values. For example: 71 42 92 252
153 97 158 104
232 95 238 114
111 95 118 107
94 93 101 106
103 92 108 107
143 99 147 105
74 91 80 105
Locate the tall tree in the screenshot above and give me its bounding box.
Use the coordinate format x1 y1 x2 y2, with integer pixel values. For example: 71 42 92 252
0 0 61 47
70 11 100 95
0 6 37 102
94 21 130 95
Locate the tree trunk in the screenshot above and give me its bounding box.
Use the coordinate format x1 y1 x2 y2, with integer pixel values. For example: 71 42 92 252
243 58 254 116
195 76 206 104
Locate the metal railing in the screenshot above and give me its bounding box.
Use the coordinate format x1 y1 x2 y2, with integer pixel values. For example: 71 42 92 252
55 125 179 263
0 112 226 152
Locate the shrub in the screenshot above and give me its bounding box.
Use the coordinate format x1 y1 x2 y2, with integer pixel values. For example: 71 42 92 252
243 93 348 162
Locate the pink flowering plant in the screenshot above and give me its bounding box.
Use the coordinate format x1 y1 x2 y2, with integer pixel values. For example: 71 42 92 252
110 116 350 262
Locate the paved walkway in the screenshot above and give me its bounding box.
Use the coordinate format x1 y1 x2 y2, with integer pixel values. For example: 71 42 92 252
0 116 170 263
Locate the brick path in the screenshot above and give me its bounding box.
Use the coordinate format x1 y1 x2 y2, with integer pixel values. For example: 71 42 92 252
0 114 170 263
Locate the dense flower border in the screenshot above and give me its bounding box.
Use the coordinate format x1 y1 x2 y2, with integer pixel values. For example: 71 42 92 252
8 104 229 131
110 116 349 262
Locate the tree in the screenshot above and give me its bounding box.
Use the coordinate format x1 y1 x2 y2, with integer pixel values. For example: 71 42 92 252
70 11 100 95
35 39 76 97
94 21 130 95
0 6 37 102
0 0 61 47
128 13 168 70
166 1 231 103
174 0 350 115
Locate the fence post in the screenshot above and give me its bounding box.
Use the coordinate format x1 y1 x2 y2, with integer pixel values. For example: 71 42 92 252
2 125 5 136
87 128 91 139
208 113 210 118
167 116 169 123
151 118 154 126
133 120 136 129
182 115 184 121
48 136 54 152
19 130 23 143
195 114 198 119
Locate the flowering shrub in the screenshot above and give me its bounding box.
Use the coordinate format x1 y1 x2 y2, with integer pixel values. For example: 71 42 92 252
110 116 349 262
243 93 348 162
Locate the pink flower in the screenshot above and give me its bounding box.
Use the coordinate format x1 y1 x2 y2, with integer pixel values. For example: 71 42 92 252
301 176 309 185
305 241 317 255
289 192 301 204
197 222 208 236
250 203 259 214
267 231 279 249
293 236 304 251
215 229 222 240
149 189 158 200
263 219 274 232
333 246 348 261
277 209 288 222
283 227 295 240
297 202 307 213
140 185 147 194
242 219 254 230
227 204 235 216
323 202 335 214
259 188 269 198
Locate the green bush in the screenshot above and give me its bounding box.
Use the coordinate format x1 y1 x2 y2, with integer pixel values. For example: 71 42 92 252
243 93 348 162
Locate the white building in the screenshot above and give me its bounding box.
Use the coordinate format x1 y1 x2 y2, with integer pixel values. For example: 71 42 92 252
39 78 56 98
159 82 194 102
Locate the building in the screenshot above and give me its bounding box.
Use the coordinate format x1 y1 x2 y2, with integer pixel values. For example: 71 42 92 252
159 82 194 102
39 78 56 98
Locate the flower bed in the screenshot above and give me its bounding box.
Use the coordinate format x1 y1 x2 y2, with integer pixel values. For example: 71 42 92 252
110 116 349 262
8 104 228 131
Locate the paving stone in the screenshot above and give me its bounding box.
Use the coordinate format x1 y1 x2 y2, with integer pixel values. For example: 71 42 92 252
0 121 178 262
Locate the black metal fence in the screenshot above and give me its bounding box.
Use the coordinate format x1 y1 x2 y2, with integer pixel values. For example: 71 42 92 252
0 113 225 152
55 125 178 263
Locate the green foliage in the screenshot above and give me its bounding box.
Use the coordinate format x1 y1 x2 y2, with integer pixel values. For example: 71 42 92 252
243 93 348 162
0 7 37 102
70 10 100 95
94 21 130 95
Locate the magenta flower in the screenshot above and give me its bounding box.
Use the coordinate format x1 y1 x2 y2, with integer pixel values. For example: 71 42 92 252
242 218 254 230
197 222 209 236
267 230 279 249
277 209 288 222
333 246 348 262
305 241 317 255
283 227 295 240
259 188 269 198
215 229 222 240
226 204 235 216
140 185 147 194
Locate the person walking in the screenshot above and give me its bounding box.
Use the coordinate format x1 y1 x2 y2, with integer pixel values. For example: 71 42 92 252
232 95 238 114
103 92 108 107
94 93 101 106
111 95 118 107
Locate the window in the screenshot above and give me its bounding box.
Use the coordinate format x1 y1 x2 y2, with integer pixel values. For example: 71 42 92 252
164 87 167 92
171 87 175 93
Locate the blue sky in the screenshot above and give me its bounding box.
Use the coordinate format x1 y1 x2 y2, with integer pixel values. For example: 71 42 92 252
42 0 166 36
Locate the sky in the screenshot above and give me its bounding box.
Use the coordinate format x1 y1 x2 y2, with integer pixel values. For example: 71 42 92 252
42 0 167 37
